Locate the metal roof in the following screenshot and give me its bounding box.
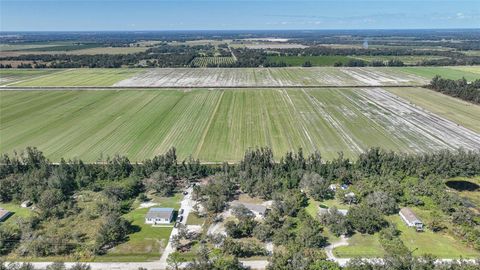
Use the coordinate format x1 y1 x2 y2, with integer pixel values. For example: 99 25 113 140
0 208 11 221
146 208 174 220
399 207 422 224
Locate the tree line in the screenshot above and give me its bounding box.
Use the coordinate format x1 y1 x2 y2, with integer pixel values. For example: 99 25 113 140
1 146 479 262
427 76 480 104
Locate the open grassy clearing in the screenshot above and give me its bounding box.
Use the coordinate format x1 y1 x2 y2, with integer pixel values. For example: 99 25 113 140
266 55 356 66
386 87 480 133
334 213 480 259
2 88 479 163
11 69 141 87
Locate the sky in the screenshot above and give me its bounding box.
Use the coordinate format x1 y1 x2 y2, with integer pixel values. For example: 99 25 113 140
0 0 479 31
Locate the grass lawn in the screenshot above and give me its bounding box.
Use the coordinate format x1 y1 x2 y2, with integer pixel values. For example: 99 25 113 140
305 199 319 219
334 213 480 259
267 55 355 66
96 194 181 262
334 233 385 258
0 202 33 225
186 212 206 226
320 198 351 210
388 215 480 258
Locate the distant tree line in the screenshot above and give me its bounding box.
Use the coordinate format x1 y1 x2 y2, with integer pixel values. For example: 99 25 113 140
427 76 480 104
4 43 480 68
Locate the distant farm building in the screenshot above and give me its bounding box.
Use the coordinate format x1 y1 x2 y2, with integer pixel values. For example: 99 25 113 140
145 208 174 225
230 201 268 218
399 207 424 231
0 208 12 222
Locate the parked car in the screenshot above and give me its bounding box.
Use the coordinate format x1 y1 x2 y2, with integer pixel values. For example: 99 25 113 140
178 215 184 222
179 209 184 215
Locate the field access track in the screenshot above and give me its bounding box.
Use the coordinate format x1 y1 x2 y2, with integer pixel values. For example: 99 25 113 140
1 88 479 163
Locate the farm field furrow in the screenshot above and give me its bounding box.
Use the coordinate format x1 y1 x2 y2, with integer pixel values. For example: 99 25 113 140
114 67 478 87
11 68 141 86
3 66 479 88
386 87 480 133
1 88 479 162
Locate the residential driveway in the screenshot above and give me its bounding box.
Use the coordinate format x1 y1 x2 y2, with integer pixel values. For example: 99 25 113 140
158 187 195 266
325 235 349 264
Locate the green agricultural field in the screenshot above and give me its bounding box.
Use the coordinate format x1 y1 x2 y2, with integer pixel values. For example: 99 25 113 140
354 55 448 65
0 69 62 86
11 69 141 86
399 66 480 81
4 66 479 87
449 65 480 75
190 56 236 67
1 88 479 162
386 87 480 133
266 55 355 66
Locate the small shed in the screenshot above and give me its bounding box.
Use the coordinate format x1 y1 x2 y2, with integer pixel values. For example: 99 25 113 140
21 200 32 208
145 208 174 225
0 208 12 222
399 207 423 231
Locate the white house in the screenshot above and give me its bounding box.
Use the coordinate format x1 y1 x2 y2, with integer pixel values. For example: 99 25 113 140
145 208 174 225
399 207 423 231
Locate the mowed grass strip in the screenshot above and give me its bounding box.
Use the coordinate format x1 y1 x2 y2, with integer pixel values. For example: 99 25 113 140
12 68 141 86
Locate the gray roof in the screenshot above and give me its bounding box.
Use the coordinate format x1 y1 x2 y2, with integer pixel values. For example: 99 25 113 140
230 201 267 215
399 207 422 224
146 208 174 220
0 208 11 221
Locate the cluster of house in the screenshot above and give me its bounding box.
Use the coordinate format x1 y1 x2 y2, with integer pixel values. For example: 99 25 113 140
327 184 424 232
